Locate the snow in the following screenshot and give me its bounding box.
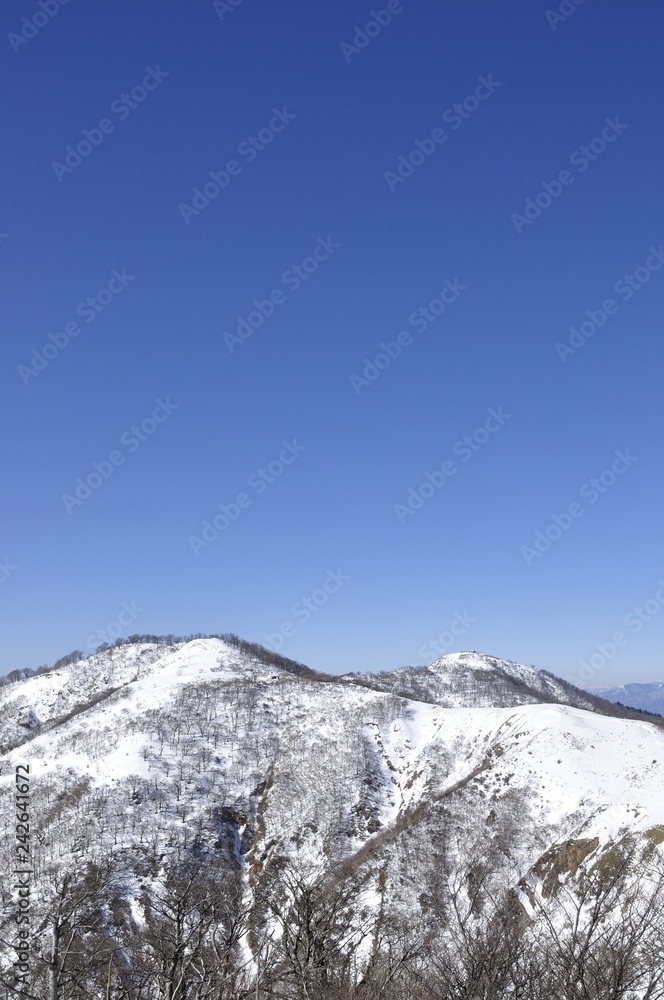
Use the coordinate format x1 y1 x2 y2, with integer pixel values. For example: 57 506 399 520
3 641 663 836
366 698 664 841
1 637 663 952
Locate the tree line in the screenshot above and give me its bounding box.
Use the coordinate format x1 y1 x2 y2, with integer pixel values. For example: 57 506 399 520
1 835 663 1000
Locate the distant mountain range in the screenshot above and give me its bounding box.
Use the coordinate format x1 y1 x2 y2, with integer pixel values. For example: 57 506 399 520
588 681 664 716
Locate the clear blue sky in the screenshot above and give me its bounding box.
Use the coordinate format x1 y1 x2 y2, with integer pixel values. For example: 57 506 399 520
2 1 663 686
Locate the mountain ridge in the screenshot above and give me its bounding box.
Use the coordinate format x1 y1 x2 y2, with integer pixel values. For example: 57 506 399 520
589 681 664 717
1 635 663 997
2 638 661 758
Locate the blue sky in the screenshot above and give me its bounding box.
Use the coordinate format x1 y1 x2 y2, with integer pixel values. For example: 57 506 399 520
1 1 663 686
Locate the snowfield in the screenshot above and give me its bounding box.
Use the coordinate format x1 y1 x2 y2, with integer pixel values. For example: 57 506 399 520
2 640 663 859
1 638 663 997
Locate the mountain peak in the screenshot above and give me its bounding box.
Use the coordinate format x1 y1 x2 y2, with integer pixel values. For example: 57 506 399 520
1 633 663 998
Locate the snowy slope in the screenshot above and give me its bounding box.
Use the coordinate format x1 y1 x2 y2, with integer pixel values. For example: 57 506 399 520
349 649 599 711
1 637 663 991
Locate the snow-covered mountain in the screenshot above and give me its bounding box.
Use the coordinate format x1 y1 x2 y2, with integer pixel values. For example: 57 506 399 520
589 681 664 717
346 649 658 720
347 649 599 709
1 637 663 998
